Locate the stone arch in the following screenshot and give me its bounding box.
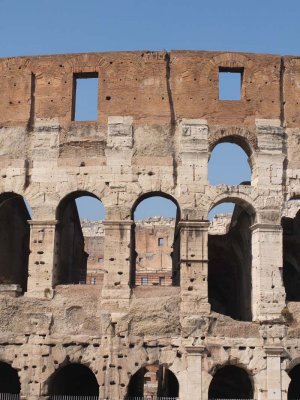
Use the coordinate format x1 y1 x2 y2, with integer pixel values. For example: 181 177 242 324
208 192 256 223
208 126 258 157
126 363 179 399
55 190 103 219
211 52 255 70
47 362 99 396
131 191 181 220
54 182 107 212
54 190 105 285
208 364 253 399
0 361 20 394
208 127 256 187
130 191 181 288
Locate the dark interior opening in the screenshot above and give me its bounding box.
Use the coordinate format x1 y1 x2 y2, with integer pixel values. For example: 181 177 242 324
208 203 252 321
208 365 253 399
127 365 179 399
49 363 99 396
282 212 300 301
0 362 20 394
55 192 104 285
0 193 30 292
288 364 300 399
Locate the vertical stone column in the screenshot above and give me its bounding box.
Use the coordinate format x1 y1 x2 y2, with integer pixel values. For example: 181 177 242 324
101 220 133 312
265 346 284 400
254 119 285 188
179 119 209 200
26 220 57 298
179 221 211 316
181 346 205 400
251 223 285 321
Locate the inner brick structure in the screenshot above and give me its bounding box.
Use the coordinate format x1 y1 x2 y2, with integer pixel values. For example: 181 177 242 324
1 50 300 399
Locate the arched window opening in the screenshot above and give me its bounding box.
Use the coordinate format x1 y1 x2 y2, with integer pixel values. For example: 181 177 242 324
288 363 300 399
208 201 253 321
131 194 180 288
127 365 179 399
208 142 252 185
0 193 31 292
0 361 20 395
55 192 105 286
208 365 253 399
49 363 99 398
282 211 300 301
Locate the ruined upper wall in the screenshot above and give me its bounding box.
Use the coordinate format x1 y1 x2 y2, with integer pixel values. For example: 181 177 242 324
1 50 298 129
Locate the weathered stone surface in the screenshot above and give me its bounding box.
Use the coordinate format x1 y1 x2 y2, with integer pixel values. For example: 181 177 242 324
0 50 299 399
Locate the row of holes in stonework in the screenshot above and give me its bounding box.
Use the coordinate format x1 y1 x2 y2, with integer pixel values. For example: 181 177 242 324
71 69 243 121
3 359 300 399
0 142 252 186
2 189 300 322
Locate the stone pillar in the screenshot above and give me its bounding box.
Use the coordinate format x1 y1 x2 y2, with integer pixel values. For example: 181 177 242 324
251 223 285 321
179 221 211 316
178 120 209 221
181 346 205 400
101 220 133 312
265 346 284 400
26 220 57 298
254 119 285 188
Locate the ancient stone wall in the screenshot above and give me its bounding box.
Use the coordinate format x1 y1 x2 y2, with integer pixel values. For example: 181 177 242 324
0 50 299 399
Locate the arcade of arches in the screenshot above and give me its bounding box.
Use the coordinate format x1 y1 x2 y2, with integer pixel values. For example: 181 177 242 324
6 359 300 400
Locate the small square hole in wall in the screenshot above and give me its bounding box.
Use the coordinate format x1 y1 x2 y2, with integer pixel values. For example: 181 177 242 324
72 72 98 121
158 238 164 247
219 68 243 100
141 276 148 286
159 276 165 286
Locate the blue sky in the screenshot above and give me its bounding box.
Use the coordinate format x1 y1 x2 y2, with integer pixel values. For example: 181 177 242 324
3 0 297 220
0 0 299 57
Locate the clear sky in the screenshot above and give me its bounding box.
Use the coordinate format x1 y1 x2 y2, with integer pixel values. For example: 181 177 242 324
0 0 299 57
4 0 298 220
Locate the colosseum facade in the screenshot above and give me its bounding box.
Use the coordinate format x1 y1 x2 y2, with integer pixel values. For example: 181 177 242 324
0 50 299 399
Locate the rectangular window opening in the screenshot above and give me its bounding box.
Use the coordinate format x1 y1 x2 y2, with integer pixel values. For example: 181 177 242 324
72 72 98 121
158 238 164 247
141 276 148 286
159 276 165 286
218 68 243 100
